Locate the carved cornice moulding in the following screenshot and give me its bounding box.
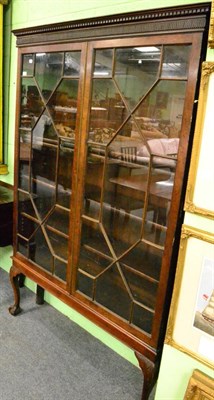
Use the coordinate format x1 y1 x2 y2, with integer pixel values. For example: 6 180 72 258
12 3 211 47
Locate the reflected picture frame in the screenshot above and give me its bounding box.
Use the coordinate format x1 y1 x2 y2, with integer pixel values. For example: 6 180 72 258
185 62 214 218
165 225 214 369
184 369 214 400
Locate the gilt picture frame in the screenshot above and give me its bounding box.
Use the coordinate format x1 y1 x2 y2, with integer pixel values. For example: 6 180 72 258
184 369 214 400
208 1 214 48
166 226 214 369
185 62 214 218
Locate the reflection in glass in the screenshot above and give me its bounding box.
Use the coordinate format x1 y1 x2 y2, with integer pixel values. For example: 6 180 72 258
161 45 191 78
22 54 34 76
19 130 31 191
77 43 191 331
89 79 129 142
83 155 104 219
57 139 74 208
64 52 81 76
134 80 187 140
31 144 57 219
115 46 161 109
93 49 113 77
48 79 78 138
17 50 82 283
21 77 44 127
35 52 63 100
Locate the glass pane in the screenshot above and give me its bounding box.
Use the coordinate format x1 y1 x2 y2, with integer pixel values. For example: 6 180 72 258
83 154 104 219
54 258 67 281
93 49 113 77
77 272 94 298
57 139 74 208
22 54 34 76
80 219 113 258
78 243 111 277
89 79 129 141
18 191 37 220
31 144 57 219
143 162 175 247
132 303 153 334
115 46 161 110
30 227 53 272
64 51 81 76
17 236 28 258
95 264 132 320
19 134 31 191
21 77 44 126
47 230 68 261
32 110 57 146
18 213 38 240
134 80 187 140
46 207 70 236
48 79 78 138
122 266 158 309
120 241 162 281
35 52 63 100
161 45 191 78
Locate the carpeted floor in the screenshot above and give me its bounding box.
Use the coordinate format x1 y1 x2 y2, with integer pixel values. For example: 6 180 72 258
0 267 146 400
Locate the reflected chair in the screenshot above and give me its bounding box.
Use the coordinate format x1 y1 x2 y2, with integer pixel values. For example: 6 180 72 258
121 146 137 164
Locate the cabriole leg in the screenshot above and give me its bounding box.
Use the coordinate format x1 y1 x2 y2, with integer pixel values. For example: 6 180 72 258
8 265 22 316
135 351 159 400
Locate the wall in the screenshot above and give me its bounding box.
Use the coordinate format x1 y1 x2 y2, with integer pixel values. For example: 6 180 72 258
1 1 213 399
0 4 2 164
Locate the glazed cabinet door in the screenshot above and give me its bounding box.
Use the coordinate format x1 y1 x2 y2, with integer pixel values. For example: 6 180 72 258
16 43 86 288
72 33 202 349
14 32 202 352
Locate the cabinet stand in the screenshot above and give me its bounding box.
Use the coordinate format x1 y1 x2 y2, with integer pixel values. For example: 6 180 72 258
8 265 22 316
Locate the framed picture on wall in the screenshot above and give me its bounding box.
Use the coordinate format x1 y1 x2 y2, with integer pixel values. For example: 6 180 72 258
184 369 214 400
185 62 214 219
208 1 214 48
166 225 214 369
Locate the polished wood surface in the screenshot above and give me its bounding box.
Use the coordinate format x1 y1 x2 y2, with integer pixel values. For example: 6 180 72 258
110 173 172 206
10 6 210 399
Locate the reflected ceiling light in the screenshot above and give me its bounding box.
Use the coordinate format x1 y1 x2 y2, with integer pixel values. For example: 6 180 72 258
28 59 33 64
163 62 181 69
134 46 160 52
36 53 46 56
93 71 109 76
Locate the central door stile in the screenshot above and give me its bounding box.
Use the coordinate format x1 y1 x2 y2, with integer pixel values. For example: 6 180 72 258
68 41 92 295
